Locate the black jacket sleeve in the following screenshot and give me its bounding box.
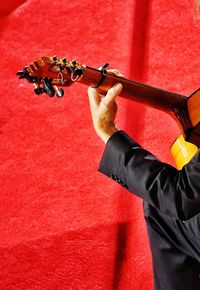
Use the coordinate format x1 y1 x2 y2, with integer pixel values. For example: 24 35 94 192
98 130 200 220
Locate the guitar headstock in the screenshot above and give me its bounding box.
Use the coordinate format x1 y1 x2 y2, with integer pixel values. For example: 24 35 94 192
17 56 85 97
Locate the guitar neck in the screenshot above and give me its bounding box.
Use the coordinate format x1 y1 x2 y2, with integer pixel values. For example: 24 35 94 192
79 66 187 113
77 66 193 139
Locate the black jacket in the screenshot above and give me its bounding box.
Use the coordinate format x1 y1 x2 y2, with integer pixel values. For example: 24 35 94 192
98 130 200 221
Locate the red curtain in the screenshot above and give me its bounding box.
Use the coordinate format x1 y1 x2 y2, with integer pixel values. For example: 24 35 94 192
0 0 199 289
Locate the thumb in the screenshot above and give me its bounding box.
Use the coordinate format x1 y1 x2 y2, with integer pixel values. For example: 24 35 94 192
103 83 123 105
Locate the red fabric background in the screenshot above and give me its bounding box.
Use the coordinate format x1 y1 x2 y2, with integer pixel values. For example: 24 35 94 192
0 1 199 289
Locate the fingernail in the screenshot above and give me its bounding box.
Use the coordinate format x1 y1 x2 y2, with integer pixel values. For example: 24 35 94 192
112 83 121 87
113 83 123 91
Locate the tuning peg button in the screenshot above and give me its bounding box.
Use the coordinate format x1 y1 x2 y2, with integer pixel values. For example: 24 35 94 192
34 88 42 95
76 69 85 76
54 86 64 98
33 83 44 95
41 78 55 97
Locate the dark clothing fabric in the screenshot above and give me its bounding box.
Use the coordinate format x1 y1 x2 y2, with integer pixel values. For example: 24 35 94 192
98 131 200 221
98 130 200 290
144 204 200 290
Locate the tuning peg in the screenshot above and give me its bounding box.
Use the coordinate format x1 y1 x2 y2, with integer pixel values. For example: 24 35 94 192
16 67 37 83
67 67 74 74
76 69 85 76
17 70 25 79
16 67 29 79
33 83 44 95
42 78 55 97
34 88 41 95
54 86 64 98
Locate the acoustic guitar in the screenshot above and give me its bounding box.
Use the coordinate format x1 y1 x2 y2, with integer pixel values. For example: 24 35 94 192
17 56 200 169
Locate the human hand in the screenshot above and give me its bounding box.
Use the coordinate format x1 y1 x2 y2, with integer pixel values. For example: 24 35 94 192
88 81 123 143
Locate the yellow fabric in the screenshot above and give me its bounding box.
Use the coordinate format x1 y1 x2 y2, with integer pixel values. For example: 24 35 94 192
171 135 198 169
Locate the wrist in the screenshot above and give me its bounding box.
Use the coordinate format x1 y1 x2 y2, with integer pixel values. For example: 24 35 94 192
97 126 119 143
